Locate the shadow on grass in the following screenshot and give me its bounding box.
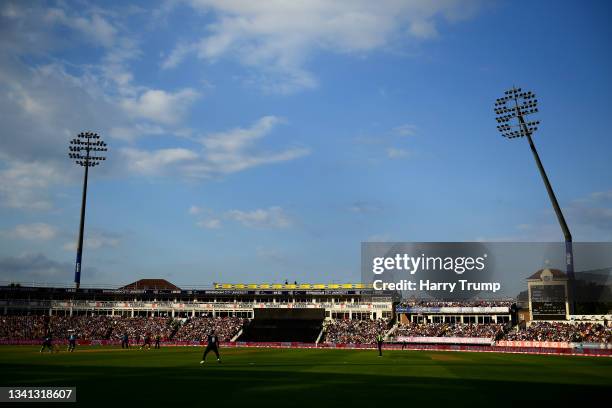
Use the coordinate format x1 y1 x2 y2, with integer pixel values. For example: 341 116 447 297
0 363 610 407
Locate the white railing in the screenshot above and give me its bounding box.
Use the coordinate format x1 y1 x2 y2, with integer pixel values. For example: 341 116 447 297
1 299 392 313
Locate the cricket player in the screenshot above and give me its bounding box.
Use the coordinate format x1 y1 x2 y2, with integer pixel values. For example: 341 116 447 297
40 332 54 353
140 333 151 350
376 333 384 357
200 331 221 364
67 331 77 352
121 332 129 349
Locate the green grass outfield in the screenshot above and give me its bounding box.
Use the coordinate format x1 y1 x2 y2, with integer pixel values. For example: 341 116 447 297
1 346 611 407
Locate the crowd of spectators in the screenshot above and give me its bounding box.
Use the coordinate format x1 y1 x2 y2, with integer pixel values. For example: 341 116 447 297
173 317 246 342
107 317 175 341
394 322 504 339
0 316 115 340
505 322 612 343
323 319 389 344
0 315 243 342
0 316 48 340
2 316 611 344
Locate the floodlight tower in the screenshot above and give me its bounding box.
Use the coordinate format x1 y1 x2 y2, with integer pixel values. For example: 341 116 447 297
494 87 575 289
68 132 107 290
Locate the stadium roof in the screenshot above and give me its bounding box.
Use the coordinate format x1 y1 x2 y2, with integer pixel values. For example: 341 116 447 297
527 268 567 281
119 279 181 291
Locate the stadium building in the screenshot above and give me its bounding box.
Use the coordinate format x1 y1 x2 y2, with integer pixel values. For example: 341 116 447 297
0 280 397 343
1 273 609 352
0 280 395 320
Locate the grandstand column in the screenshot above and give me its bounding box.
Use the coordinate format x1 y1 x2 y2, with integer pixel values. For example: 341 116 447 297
131 309 134 317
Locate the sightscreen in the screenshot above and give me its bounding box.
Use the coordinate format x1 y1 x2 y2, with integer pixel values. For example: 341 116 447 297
254 308 325 320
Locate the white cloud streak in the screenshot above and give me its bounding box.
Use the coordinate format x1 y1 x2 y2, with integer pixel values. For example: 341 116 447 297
163 0 483 93
7 223 57 240
0 160 64 210
386 147 410 159
189 204 293 229
62 230 122 251
122 147 199 175
120 88 200 125
226 206 292 228
123 116 309 178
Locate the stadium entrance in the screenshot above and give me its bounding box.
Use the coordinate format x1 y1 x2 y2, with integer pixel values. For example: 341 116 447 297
238 308 325 343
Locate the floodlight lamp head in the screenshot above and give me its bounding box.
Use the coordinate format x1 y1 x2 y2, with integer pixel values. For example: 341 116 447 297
494 86 539 139
68 131 108 167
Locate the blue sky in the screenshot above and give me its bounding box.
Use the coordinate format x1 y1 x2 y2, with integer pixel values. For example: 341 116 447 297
0 0 611 287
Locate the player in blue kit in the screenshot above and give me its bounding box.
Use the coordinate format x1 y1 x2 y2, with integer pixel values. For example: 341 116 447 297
67 331 77 352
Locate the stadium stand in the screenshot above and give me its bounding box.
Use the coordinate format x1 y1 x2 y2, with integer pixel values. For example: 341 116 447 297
174 317 246 341
505 322 611 343
394 322 504 339
1 281 611 350
323 318 390 344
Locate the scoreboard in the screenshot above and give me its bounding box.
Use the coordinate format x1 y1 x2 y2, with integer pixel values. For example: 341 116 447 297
530 284 567 320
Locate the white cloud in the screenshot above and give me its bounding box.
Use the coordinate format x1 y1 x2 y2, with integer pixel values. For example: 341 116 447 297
202 115 282 151
188 205 221 229
189 205 204 215
186 147 310 176
0 160 64 210
189 115 310 177
482 190 612 242
121 88 200 125
408 19 437 38
161 41 197 70
349 201 382 214
126 116 309 178
196 218 222 229
8 223 57 240
226 206 292 228
109 123 166 142
188 204 293 229
121 116 310 178
45 8 118 48
62 230 121 251
121 147 199 175
1 3 306 195
164 0 483 92
393 124 417 136
0 253 75 283
386 147 410 159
